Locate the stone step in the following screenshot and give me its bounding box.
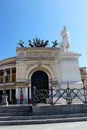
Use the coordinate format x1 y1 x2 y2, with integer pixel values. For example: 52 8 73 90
0 113 87 121
0 105 32 116
0 112 32 116
0 116 87 126
0 104 87 125
0 105 32 113
33 104 87 115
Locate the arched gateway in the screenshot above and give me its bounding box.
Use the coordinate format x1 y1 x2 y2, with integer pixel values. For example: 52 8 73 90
31 70 49 103
16 30 83 105
0 27 84 105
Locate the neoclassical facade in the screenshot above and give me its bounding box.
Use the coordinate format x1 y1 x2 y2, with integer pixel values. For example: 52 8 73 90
0 47 86 104
0 27 86 104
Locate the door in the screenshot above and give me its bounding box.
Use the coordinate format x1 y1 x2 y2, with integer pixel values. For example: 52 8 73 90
31 70 49 104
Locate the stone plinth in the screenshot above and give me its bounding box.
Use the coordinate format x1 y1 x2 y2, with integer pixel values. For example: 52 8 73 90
33 104 87 115
58 51 83 89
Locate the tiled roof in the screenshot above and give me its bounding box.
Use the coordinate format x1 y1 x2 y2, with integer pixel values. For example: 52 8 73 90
0 57 16 66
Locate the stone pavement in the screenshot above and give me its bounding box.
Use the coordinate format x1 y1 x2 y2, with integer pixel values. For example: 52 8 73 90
0 121 87 130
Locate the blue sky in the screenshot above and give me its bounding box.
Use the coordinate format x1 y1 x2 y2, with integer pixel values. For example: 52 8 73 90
0 0 87 67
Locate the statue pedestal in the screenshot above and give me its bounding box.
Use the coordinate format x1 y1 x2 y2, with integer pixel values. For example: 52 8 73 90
58 51 83 89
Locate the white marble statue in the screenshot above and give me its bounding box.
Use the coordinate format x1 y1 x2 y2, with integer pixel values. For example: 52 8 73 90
60 26 70 51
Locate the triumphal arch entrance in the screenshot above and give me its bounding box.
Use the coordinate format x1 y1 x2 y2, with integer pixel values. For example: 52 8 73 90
16 27 83 105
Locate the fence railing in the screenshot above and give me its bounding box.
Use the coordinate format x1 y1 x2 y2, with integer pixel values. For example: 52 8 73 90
32 84 87 105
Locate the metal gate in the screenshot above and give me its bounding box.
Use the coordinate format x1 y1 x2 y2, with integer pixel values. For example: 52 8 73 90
31 70 49 104
32 83 87 105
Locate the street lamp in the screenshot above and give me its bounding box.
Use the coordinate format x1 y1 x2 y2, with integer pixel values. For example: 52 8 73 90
2 70 8 105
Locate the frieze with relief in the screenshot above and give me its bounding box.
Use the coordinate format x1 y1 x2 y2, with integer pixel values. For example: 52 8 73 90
26 52 52 58
17 52 25 56
26 61 42 70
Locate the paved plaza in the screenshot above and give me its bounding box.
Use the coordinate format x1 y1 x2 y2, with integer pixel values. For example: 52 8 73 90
0 121 87 130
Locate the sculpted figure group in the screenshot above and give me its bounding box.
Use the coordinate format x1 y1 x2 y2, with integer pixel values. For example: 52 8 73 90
18 26 70 51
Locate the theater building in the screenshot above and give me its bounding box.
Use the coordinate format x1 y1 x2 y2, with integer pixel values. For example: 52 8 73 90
0 27 86 105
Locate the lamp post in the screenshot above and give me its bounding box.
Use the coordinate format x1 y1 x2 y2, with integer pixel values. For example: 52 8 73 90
2 70 8 105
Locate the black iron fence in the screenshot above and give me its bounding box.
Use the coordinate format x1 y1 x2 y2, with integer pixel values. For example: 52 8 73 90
32 84 87 105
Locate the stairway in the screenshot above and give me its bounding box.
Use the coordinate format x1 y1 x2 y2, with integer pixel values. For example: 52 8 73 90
0 104 87 125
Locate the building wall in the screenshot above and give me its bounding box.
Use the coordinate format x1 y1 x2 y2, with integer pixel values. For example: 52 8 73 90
0 48 87 104
16 47 59 86
0 57 16 104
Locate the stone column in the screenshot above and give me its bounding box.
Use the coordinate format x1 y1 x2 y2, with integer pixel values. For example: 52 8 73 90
24 87 28 104
10 89 12 102
27 83 32 103
29 87 31 99
16 87 20 104
10 68 12 83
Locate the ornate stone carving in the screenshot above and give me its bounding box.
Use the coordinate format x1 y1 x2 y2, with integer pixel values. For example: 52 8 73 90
17 52 24 56
26 64 34 70
26 52 52 57
37 60 41 66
